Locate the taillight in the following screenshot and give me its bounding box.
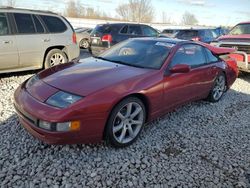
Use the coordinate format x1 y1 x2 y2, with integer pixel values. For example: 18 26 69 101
192 37 201 41
72 32 77 44
101 34 112 42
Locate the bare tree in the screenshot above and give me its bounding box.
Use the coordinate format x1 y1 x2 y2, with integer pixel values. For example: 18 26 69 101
65 0 119 20
116 0 154 23
181 11 198 25
1 0 16 7
65 0 78 18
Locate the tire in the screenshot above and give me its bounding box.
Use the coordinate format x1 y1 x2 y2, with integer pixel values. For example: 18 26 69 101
105 97 146 148
207 73 226 102
44 49 68 69
79 39 89 49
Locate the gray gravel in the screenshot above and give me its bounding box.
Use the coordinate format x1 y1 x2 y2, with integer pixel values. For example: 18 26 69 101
0 70 250 188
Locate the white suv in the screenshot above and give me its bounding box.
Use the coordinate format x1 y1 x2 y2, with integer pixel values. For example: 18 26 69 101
0 8 80 74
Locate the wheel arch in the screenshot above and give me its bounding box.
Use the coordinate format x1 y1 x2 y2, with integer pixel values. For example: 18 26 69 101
43 46 68 68
102 93 151 140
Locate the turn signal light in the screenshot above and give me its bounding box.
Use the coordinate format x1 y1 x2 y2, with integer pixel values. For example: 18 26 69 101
70 121 80 131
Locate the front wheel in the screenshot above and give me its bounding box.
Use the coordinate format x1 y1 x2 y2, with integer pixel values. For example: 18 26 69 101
105 97 146 148
207 73 226 102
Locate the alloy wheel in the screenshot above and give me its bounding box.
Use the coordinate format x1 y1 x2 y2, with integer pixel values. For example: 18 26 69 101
212 75 226 101
112 102 144 144
81 40 89 49
50 53 66 67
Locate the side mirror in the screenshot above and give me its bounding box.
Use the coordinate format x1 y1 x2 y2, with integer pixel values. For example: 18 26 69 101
169 64 190 74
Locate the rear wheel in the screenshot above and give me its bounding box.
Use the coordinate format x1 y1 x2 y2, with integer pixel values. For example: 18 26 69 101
105 97 146 148
79 39 89 49
207 73 226 102
44 49 68 69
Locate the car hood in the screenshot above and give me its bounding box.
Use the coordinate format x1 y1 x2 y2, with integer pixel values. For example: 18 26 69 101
39 57 154 96
218 34 250 42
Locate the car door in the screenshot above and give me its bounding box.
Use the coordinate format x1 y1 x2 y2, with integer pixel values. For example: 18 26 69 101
0 12 19 70
13 13 47 68
163 44 213 110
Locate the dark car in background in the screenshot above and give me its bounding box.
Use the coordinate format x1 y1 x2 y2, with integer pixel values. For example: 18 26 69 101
174 29 218 43
89 23 159 55
161 28 183 37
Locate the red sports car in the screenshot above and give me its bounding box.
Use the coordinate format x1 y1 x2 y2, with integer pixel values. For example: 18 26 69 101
14 38 238 147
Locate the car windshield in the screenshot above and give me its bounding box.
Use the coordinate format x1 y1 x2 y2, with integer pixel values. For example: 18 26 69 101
230 23 250 35
97 39 174 69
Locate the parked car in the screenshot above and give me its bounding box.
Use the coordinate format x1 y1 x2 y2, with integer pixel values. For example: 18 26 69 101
0 7 80 74
161 28 183 37
213 27 229 37
75 27 92 49
89 23 159 55
14 38 238 147
215 22 250 72
173 29 218 43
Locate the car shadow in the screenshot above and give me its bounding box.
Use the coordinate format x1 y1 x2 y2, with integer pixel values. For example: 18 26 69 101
238 72 250 82
0 87 250 186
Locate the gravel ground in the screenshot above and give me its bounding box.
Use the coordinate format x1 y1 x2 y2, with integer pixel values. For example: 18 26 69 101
0 69 250 187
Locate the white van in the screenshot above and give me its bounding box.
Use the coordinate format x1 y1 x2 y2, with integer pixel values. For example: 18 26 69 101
0 7 80 73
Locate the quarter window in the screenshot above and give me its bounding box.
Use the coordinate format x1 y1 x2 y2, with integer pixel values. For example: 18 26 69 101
40 15 67 33
0 13 9 35
170 44 206 68
204 48 219 63
14 13 35 34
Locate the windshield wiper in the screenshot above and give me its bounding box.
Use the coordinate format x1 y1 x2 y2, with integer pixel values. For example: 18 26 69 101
109 59 146 68
93 56 111 61
94 56 146 68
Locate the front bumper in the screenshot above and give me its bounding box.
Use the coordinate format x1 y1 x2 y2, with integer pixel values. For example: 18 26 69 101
14 85 107 144
229 51 250 72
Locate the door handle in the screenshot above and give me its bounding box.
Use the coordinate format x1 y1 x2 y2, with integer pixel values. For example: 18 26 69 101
43 39 50 42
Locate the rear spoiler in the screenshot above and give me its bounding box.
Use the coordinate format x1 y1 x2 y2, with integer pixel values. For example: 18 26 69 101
198 42 236 55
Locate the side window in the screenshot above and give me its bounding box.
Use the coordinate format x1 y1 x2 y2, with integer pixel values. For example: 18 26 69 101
204 48 219 63
142 26 158 36
0 13 9 35
170 44 206 68
120 25 128 34
179 31 197 39
14 13 35 34
128 25 142 35
40 15 67 33
33 15 45 33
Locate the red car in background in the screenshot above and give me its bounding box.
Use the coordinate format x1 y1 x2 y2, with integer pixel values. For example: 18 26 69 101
14 38 238 147
216 21 250 72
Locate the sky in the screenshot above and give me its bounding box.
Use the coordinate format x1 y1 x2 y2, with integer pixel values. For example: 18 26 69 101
0 0 250 26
